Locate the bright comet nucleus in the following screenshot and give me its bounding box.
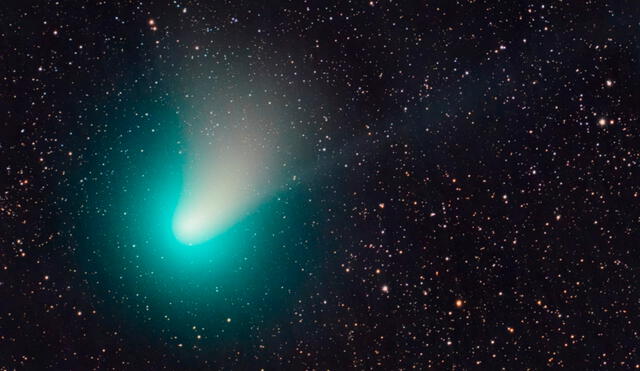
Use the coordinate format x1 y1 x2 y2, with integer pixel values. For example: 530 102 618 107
172 190 237 245
172 209 210 245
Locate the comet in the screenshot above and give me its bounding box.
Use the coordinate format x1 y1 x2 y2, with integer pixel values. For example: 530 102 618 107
172 124 276 245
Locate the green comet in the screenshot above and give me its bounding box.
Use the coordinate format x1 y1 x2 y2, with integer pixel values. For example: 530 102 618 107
171 123 279 246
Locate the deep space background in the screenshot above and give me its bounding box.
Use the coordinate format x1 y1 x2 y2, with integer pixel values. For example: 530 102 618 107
3 0 640 369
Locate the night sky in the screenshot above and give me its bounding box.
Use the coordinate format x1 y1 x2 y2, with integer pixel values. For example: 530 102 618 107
3 0 640 369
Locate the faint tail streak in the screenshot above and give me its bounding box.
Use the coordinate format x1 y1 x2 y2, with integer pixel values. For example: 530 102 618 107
172 125 276 245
